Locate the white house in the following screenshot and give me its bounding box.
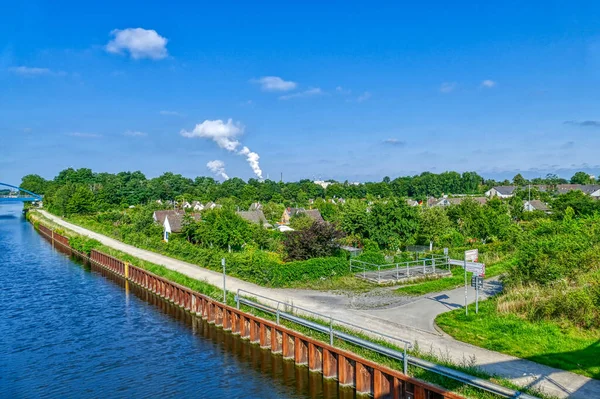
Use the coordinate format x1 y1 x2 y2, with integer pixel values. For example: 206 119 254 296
192 201 204 211
161 212 201 242
182 201 192 209
523 200 550 213
485 186 516 198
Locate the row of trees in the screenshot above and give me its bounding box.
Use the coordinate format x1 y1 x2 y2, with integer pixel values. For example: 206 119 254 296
22 168 596 213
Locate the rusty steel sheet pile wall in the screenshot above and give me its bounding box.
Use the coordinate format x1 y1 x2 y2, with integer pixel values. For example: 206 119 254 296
38 225 463 399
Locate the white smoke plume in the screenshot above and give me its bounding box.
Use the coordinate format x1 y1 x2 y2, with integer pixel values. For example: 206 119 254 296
181 119 263 179
238 146 263 180
206 160 229 180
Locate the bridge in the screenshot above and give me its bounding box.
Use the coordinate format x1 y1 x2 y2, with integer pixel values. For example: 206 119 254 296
0 182 43 203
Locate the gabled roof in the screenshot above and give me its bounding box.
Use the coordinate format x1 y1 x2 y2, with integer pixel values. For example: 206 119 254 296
249 202 262 211
284 207 324 223
304 209 324 222
164 212 201 233
236 210 271 226
525 200 550 211
491 186 516 195
153 210 182 225
581 185 600 195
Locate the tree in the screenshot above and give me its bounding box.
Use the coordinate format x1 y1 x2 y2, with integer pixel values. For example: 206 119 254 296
20 174 49 195
340 199 370 238
368 199 419 249
512 173 527 186
416 207 452 245
262 202 285 224
66 185 95 215
289 213 314 230
283 222 345 261
570 171 593 185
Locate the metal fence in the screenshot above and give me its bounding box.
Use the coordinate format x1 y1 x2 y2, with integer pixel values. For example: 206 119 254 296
236 289 537 399
350 255 450 283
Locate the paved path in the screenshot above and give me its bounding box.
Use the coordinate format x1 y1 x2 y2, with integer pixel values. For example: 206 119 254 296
39 210 600 399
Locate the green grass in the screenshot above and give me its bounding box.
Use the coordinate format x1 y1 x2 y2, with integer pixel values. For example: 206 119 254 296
436 299 600 379
395 258 514 296
31 212 556 398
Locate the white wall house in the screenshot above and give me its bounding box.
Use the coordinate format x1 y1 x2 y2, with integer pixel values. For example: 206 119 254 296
485 186 516 198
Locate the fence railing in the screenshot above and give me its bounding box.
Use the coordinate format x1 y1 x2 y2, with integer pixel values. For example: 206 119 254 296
350 255 450 283
236 289 537 399
36 223 538 399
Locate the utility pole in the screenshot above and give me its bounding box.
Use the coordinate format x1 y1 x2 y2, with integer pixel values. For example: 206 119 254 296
222 258 226 303
464 256 468 316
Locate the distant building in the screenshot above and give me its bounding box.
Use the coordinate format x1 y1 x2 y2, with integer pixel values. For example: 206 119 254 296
191 201 204 211
236 210 272 228
523 200 550 213
203 201 221 210
433 197 488 207
313 180 333 189
280 207 324 225
485 186 517 198
182 201 192 209
153 210 201 242
249 202 263 211
406 199 419 207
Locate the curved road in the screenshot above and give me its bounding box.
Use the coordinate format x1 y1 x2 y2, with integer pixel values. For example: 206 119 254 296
38 210 599 399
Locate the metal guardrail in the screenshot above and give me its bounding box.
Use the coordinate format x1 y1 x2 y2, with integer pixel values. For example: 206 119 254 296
236 289 538 399
350 255 450 283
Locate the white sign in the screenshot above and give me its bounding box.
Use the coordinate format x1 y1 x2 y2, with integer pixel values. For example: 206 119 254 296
465 262 485 275
465 249 479 262
443 248 448 256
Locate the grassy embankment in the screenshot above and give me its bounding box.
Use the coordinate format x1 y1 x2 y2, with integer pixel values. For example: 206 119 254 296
436 216 600 380
436 300 600 379
29 211 551 399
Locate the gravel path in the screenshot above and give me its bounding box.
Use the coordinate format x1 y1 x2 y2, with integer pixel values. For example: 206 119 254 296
39 210 600 399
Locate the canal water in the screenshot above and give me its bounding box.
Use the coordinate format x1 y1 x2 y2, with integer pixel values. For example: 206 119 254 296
0 205 347 398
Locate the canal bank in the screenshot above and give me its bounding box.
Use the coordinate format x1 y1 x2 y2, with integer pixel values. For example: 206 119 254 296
0 205 328 399
26 210 561 399
30 210 465 399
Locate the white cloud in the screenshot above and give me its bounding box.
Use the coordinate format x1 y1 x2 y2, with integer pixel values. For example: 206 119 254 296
279 87 324 100
440 82 457 93
251 76 297 92
181 118 263 179
67 132 102 138
336 86 351 95
124 130 147 137
207 160 229 180
106 28 168 60
159 110 182 116
180 119 243 151
357 91 372 103
9 66 65 77
481 79 496 88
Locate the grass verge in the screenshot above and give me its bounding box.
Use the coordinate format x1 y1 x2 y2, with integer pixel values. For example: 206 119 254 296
29 210 554 398
436 299 600 380
395 258 514 296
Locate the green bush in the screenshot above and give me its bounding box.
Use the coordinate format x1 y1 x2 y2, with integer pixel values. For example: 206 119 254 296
69 235 102 255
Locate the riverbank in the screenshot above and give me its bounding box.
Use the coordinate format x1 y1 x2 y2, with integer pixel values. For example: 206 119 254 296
32 209 600 399
29 211 476 399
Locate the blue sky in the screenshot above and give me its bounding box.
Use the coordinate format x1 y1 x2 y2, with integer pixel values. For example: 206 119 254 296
2 1 600 184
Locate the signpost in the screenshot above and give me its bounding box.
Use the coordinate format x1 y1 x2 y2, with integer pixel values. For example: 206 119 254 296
471 275 484 313
464 249 478 315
